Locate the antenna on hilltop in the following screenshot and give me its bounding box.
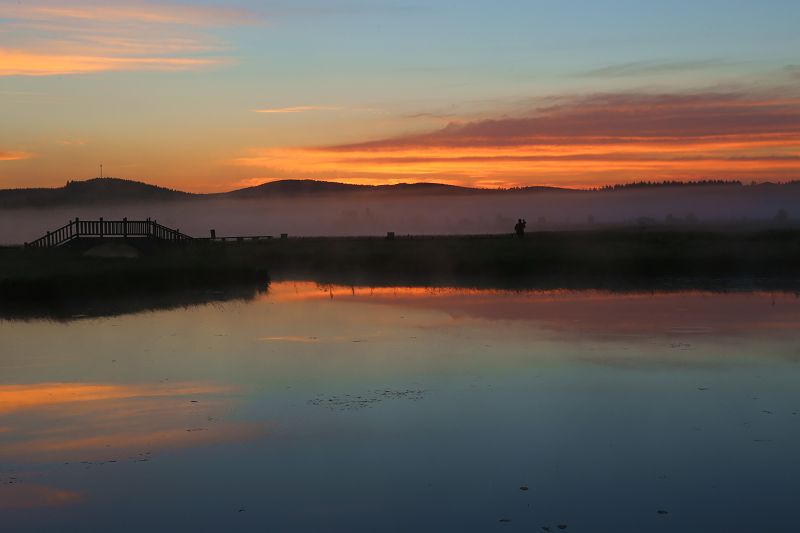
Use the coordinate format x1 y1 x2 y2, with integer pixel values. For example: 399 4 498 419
100 163 103 178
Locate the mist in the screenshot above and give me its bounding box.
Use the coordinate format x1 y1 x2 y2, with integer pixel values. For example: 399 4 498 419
2 185 798 245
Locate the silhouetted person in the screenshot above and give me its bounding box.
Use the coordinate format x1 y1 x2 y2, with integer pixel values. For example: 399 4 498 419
515 218 527 239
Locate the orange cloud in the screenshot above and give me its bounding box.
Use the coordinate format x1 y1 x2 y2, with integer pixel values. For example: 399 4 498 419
234 90 800 187
0 150 32 161
0 48 224 76
0 2 252 26
0 2 252 76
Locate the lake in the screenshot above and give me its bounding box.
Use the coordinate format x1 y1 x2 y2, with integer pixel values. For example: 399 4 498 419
2 282 800 532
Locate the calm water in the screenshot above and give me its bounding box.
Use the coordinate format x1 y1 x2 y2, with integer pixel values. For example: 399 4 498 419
2 283 800 532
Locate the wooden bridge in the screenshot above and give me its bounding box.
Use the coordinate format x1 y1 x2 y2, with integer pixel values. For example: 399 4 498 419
26 218 193 248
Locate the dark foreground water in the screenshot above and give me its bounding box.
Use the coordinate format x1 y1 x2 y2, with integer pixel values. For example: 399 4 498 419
2 283 800 532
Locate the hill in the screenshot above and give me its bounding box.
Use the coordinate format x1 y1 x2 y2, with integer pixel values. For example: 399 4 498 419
223 179 481 198
2 177 798 210
0 178 192 208
0 178 491 207
223 179 367 198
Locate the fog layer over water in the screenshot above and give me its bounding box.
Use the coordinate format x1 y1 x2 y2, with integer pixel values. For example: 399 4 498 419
2 185 799 244
2 283 800 532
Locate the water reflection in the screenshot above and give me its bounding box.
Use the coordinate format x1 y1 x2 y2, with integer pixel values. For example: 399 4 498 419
0 382 260 463
0 484 83 510
0 381 262 512
263 282 800 339
2 282 800 531
0 282 268 321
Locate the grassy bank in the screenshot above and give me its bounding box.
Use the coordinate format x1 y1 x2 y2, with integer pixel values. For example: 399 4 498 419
3 228 800 295
252 229 800 287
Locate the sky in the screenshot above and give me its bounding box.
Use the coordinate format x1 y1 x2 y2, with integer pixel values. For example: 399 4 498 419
1 0 799 191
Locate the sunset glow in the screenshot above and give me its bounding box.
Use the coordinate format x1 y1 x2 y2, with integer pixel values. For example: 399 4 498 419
4 4 800 526
1 0 799 190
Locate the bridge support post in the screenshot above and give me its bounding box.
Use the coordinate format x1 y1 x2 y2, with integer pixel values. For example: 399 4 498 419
123 217 128 238
99 217 104 238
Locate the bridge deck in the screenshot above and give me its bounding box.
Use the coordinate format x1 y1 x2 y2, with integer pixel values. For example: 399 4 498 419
26 218 193 248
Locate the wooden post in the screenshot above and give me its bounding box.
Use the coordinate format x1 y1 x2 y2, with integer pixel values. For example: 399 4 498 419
210 229 216 239
123 217 128 238
99 217 104 237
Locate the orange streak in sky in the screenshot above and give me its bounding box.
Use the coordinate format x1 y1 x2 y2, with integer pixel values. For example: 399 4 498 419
0 3 252 25
0 151 32 161
0 49 223 76
230 88 800 188
233 135 800 187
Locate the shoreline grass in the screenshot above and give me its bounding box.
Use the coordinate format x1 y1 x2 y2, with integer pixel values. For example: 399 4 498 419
1 228 799 317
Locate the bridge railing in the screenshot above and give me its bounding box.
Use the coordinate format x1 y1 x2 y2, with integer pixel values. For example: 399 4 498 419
26 218 193 248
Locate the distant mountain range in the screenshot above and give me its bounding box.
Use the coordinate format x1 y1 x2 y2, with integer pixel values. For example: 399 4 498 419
0 177 788 209
222 179 480 198
0 177 546 207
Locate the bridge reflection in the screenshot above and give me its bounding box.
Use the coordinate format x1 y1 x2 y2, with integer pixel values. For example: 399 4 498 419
0 281 268 321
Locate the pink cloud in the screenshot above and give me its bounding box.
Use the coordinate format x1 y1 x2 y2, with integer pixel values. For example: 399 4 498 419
234 88 800 186
327 91 800 151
